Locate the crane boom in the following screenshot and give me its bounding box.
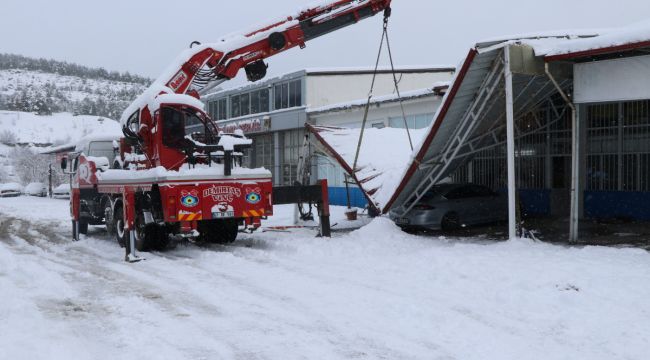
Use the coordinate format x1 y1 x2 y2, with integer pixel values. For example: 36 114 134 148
162 0 391 96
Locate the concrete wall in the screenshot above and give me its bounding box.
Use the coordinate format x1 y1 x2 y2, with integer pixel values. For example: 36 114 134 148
306 72 453 108
308 96 443 128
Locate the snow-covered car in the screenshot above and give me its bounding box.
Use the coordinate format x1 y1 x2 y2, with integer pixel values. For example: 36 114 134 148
0 182 23 197
52 183 71 199
24 182 48 197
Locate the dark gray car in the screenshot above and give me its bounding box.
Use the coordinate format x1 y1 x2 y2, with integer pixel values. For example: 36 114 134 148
389 184 507 231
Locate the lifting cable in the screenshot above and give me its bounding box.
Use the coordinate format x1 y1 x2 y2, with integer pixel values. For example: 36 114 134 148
353 9 414 172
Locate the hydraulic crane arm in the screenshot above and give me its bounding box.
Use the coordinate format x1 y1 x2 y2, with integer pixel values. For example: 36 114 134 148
164 0 392 96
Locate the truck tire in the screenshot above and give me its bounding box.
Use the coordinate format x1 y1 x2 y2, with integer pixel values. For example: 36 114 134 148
104 200 114 235
113 203 127 248
199 219 238 244
134 223 169 252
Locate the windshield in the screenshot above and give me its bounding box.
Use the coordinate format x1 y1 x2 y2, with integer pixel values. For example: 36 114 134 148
88 141 116 164
162 106 219 148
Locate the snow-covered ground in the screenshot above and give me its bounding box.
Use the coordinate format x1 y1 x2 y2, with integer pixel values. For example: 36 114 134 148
1 196 649 360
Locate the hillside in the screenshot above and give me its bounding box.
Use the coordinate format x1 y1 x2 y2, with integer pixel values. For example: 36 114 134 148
0 111 122 184
0 111 121 146
0 53 151 119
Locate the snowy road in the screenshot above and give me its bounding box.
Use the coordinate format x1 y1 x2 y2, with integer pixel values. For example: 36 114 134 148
1 197 650 360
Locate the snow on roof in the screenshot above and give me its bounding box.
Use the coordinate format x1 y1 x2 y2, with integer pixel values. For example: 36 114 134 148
308 125 429 211
543 19 650 59
304 65 456 74
476 29 604 49
148 94 206 114
475 20 650 59
307 83 449 114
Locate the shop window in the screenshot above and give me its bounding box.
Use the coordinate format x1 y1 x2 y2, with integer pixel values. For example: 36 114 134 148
240 93 250 117
251 91 260 114
586 101 650 192
281 129 304 185
274 79 301 110
208 99 228 120
251 134 275 182
389 113 433 129
289 80 301 107
250 89 270 115
231 95 240 118
260 88 270 113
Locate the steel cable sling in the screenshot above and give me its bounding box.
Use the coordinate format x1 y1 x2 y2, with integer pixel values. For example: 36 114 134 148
353 9 414 173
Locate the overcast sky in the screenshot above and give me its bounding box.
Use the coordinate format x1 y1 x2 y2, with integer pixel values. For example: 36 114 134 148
2 0 649 83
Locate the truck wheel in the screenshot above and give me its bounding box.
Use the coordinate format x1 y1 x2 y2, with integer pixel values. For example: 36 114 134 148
113 203 127 248
199 219 238 244
104 201 114 235
134 213 169 252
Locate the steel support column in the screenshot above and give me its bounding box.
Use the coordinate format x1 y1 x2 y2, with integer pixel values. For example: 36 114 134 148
545 63 579 243
504 46 518 240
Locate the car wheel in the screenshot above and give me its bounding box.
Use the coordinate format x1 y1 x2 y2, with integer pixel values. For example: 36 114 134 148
441 212 461 231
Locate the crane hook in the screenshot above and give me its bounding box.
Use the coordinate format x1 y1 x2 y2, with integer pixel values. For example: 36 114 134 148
383 7 391 21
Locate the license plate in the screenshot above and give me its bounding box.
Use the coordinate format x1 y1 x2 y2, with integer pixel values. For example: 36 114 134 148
395 218 410 225
212 211 234 218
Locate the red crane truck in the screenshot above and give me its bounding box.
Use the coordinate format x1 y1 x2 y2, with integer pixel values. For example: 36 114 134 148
62 0 392 261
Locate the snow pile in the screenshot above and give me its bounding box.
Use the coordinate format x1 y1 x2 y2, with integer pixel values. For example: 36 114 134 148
1 197 650 359
0 111 120 145
218 134 253 151
311 125 428 211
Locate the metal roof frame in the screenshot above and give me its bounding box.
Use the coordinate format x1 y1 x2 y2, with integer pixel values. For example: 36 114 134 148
385 44 574 216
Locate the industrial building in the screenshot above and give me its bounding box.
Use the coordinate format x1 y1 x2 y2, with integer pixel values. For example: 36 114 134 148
197 22 650 242
305 25 650 243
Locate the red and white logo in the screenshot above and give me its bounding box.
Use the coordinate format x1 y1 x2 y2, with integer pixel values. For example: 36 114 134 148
169 70 188 91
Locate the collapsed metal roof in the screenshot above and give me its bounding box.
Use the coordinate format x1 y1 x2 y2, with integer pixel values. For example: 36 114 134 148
308 23 650 215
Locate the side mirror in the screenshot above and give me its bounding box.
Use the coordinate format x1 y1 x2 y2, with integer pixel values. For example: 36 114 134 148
60 158 67 171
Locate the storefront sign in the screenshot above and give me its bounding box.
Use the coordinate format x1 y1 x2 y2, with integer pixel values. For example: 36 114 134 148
221 116 271 134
